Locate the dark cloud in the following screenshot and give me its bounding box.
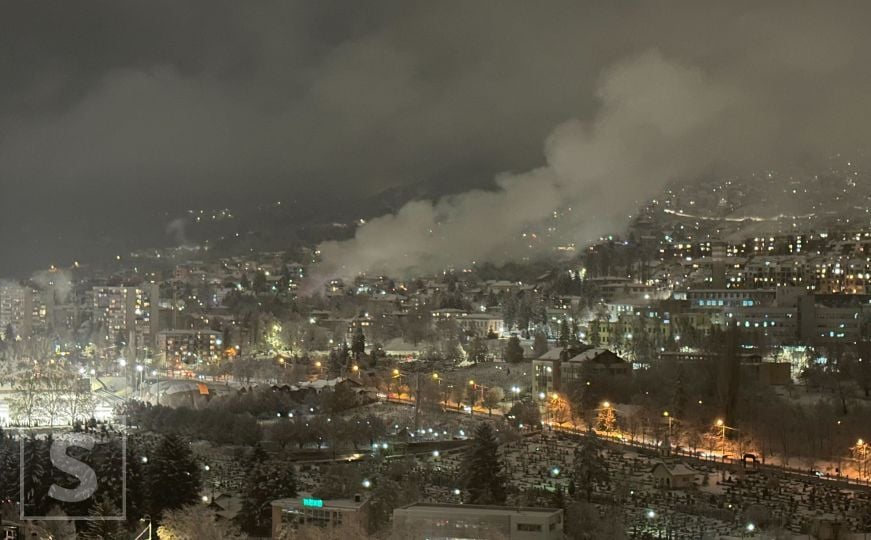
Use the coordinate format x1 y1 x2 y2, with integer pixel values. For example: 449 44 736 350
1 1 870 275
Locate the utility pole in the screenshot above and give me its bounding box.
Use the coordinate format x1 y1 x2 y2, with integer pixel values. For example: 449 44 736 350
413 371 421 431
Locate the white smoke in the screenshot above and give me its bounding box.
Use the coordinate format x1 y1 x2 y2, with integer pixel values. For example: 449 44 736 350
166 217 189 246
313 51 741 282
31 269 73 303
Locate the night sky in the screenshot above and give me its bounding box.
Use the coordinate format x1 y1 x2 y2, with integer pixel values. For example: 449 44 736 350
2 2 871 277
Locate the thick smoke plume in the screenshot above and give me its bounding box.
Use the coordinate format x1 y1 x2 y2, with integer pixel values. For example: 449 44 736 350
315 51 743 281
315 42 871 282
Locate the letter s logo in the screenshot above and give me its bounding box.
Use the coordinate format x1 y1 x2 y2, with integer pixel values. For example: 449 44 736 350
48 434 98 503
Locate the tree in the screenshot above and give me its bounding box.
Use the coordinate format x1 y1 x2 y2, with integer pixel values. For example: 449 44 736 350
280 265 293 292
851 356 871 398
324 383 358 413
159 504 244 540
238 460 297 535
671 367 688 420
533 331 549 357
351 326 366 361
253 270 268 293
10 371 40 426
565 501 625 540
504 336 524 363
79 496 125 539
240 273 251 290
367 478 404 533
708 325 742 426
571 430 609 501
482 387 505 416
40 506 76 540
506 401 541 429
271 419 300 450
21 435 52 517
145 433 202 519
548 394 571 426
467 337 488 364
558 319 571 349
596 405 617 434
460 423 506 504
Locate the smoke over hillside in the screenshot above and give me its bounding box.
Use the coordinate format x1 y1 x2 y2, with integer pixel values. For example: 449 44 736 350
314 52 735 280
313 34 871 283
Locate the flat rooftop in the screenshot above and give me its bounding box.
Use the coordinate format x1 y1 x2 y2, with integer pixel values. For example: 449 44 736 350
396 503 561 515
272 494 367 511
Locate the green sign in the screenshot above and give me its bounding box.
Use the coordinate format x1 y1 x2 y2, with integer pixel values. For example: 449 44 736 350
302 498 324 508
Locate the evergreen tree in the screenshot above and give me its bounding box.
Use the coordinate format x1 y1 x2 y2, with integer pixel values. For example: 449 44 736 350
351 325 366 360
245 443 269 472
21 435 53 517
237 460 297 535
558 319 571 349
0 435 20 501
92 440 125 513
239 272 251 290
570 319 581 348
460 423 506 504
571 429 609 502
672 367 688 419
145 434 201 519
280 265 292 292
79 496 126 539
502 296 517 331
467 337 488 364
504 336 524 363
125 440 145 524
533 331 549 357
251 271 267 293
367 478 403 533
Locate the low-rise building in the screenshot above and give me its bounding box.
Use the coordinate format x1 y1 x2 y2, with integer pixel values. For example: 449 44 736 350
457 312 505 337
271 494 369 538
393 502 563 540
650 461 698 489
533 348 630 395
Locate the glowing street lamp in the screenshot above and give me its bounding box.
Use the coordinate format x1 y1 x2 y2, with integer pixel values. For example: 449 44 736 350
715 419 737 458
854 438 869 479
663 411 673 437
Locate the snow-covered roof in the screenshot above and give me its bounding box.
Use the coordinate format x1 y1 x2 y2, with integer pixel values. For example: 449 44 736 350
651 461 697 477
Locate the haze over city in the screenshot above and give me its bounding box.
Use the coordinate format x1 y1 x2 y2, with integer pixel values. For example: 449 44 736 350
3 2 871 539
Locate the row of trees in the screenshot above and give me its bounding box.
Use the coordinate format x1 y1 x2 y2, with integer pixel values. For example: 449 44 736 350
0 430 202 537
8 366 94 427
